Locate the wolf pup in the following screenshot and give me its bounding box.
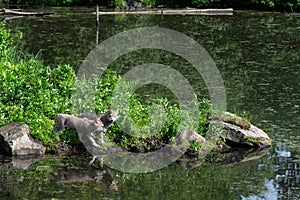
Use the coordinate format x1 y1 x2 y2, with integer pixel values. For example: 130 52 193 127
52 114 105 148
52 109 118 145
79 109 119 144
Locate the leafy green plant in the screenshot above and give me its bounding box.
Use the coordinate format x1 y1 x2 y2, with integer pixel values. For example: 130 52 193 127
115 0 127 8
191 140 203 151
251 0 275 8
140 0 156 7
0 23 21 62
0 22 76 149
191 0 216 8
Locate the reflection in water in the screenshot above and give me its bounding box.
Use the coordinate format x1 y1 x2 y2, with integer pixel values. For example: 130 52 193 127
241 179 278 199
1 149 300 199
56 163 118 191
274 147 300 199
242 147 300 199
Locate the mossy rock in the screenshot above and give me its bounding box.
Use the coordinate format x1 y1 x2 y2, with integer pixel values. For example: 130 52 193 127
211 112 272 149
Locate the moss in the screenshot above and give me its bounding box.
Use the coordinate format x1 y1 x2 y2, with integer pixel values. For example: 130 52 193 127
245 136 272 147
218 113 251 130
245 137 263 144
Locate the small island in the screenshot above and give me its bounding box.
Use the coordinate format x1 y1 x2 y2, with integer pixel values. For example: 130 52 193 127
0 15 272 169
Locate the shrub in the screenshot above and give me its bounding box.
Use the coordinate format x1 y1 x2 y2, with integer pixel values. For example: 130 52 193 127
0 59 76 148
0 22 76 149
191 0 216 8
115 0 127 8
140 0 156 7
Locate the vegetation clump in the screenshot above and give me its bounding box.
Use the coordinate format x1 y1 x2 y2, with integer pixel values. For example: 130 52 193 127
0 22 76 149
0 22 212 152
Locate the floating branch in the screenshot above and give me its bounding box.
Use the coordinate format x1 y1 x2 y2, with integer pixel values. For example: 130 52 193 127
1 15 23 21
96 8 233 16
0 8 54 16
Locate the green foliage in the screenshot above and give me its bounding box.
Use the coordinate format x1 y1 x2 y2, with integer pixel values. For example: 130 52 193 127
253 0 275 8
140 0 156 6
190 140 203 151
95 71 120 112
248 0 300 10
0 22 76 149
0 23 21 62
106 79 211 150
0 59 76 148
73 72 211 151
9 0 99 6
0 22 213 152
196 98 211 134
115 0 127 8
71 71 120 115
191 0 215 8
6 0 300 10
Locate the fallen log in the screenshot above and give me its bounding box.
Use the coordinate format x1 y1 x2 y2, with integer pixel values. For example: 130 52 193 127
96 8 233 16
0 8 54 16
0 15 23 21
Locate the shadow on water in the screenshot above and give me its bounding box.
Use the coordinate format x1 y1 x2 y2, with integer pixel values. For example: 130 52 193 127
2 7 300 199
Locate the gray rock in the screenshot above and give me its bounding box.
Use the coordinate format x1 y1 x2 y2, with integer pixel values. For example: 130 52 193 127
176 128 206 145
0 123 46 156
211 112 272 149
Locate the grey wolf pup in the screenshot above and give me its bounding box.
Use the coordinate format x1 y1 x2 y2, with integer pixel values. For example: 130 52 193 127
79 109 119 144
52 109 119 145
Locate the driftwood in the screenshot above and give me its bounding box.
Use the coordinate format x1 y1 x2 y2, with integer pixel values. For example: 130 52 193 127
0 8 54 16
97 8 233 16
0 15 23 21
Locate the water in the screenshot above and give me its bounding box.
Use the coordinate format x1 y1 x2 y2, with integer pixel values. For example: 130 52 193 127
2 7 300 199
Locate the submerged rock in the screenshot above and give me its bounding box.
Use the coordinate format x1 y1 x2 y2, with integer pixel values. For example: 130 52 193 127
0 123 46 156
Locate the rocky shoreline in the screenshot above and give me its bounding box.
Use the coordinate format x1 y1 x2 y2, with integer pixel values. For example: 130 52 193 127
0 112 272 169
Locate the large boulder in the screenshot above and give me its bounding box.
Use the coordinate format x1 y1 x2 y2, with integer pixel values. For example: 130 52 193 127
0 123 46 156
211 112 272 149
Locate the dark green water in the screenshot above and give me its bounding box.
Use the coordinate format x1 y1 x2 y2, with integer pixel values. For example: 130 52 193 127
1 7 300 199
